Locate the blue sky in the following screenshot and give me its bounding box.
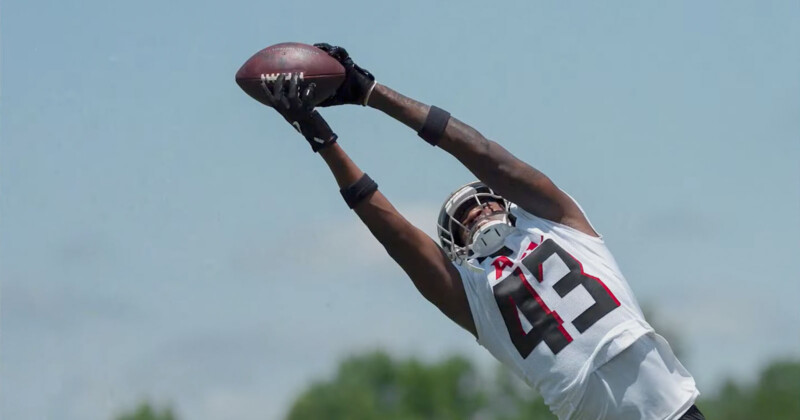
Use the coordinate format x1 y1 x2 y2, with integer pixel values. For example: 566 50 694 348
2 0 799 419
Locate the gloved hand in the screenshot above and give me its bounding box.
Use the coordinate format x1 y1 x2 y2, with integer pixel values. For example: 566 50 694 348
314 43 376 106
261 73 338 152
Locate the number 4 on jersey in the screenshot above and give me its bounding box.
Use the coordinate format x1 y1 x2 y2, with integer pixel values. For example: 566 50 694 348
492 239 620 358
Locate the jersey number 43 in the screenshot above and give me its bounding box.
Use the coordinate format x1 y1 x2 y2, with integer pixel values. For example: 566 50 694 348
491 239 620 358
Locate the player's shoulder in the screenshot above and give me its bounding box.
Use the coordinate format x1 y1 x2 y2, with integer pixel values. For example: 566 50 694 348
510 194 604 243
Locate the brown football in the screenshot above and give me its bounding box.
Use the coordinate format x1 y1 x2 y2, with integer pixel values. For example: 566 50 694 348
235 42 345 106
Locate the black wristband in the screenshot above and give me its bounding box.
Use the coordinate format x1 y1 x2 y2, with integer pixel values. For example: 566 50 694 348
340 173 378 209
417 106 451 146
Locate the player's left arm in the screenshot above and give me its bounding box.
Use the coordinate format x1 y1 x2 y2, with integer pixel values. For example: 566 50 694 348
311 43 597 237
368 84 598 237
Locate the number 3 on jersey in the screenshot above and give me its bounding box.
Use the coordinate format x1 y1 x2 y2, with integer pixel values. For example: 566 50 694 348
492 239 620 358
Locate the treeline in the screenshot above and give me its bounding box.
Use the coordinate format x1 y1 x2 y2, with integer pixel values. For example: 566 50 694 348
117 352 800 420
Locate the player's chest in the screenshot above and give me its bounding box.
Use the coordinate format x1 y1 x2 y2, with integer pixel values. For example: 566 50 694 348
475 230 546 285
475 231 621 358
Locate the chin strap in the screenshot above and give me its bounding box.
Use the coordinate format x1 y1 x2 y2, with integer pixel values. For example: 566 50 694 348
468 217 514 258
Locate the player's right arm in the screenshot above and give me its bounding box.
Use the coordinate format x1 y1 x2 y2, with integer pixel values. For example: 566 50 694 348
318 143 476 337
259 72 476 337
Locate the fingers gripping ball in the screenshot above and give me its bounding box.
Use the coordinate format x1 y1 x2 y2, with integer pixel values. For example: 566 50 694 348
261 73 338 152
313 43 376 106
236 42 346 107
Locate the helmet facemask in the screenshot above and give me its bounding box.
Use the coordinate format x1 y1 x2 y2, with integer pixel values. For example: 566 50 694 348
437 182 513 265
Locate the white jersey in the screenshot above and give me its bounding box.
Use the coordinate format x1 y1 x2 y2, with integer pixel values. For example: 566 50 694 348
456 200 698 419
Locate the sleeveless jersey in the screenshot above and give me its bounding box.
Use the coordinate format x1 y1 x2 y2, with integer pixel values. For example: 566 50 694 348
455 200 698 419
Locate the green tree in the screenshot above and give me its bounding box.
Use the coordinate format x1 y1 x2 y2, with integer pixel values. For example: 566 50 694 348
698 359 800 420
285 306 682 420
286 351 490 420
285 350 555 420
285 348 800 420
114 402 177 420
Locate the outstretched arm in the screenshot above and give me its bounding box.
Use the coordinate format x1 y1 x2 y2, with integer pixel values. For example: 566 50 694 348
367 84 598 237
255 72 476 337
319 143 476 336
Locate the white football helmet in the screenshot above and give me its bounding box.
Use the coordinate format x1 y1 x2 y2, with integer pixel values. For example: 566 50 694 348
437 181 514 265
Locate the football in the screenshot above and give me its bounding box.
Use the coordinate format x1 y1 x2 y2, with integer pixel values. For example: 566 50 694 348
235 42 346 106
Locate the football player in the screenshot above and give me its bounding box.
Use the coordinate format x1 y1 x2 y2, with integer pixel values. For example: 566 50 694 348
257 44 704 420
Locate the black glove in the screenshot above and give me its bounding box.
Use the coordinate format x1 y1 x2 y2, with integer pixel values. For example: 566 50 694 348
261 73 337 152
314 43 376 107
